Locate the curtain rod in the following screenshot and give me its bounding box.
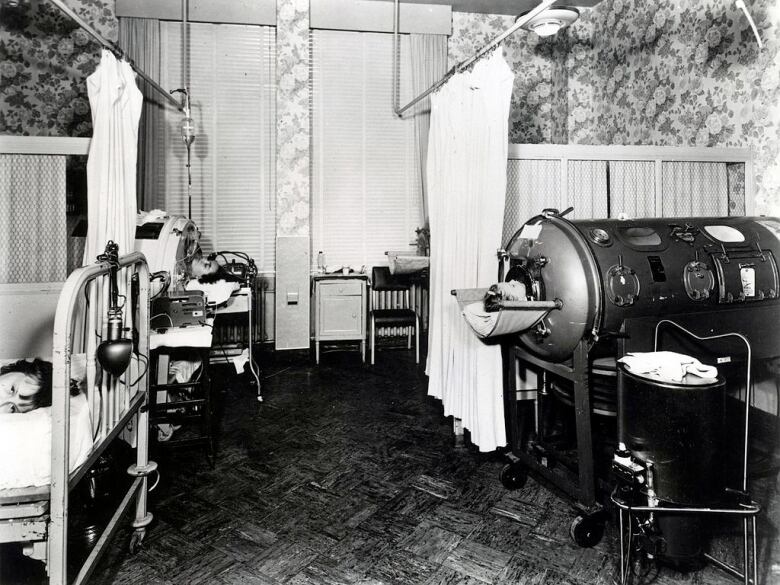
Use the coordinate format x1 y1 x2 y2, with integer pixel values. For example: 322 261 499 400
393 0 558 116
46 0 184 112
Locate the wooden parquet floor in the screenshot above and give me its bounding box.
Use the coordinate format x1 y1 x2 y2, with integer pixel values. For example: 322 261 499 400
2 347 779 585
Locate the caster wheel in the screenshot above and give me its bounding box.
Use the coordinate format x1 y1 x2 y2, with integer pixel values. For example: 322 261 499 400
499 463 527 490
129 530 145 555
570 514 605 548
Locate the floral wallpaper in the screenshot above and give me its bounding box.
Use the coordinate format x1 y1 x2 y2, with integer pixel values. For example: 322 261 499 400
0 0 116 136
452 1 779 215
450 12 562 144
4 0 776 217
566 0 780 215
275 0 310 237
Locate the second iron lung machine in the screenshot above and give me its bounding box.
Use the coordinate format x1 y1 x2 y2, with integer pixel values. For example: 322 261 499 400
502 212 780 362
134 214 200 295
496 210 780 562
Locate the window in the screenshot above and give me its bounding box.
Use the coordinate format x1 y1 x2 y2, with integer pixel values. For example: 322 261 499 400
311 30 422 269
159 22 277 272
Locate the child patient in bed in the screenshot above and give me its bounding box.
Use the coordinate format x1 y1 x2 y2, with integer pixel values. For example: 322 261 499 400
0 359 79 414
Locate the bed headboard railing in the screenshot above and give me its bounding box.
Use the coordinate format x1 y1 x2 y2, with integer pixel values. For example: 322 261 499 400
48 250 149 577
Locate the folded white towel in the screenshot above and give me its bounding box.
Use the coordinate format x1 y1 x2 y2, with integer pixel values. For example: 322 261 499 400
618 351 718 383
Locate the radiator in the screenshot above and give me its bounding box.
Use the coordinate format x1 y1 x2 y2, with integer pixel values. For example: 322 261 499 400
212 277 264 348
371 282 428 337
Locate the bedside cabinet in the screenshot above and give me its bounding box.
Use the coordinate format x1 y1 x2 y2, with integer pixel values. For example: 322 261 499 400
312 274 368 364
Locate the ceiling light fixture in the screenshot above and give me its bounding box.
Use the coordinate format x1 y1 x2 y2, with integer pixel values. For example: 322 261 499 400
517 7 580 37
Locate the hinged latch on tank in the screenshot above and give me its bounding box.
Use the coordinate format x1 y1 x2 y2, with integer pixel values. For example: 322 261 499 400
541 206 574 219
534 318 551 342
683 256 715 301
709 244 779 303
607 255 640 307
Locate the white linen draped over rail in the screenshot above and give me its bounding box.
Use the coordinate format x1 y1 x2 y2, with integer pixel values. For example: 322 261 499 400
83 50 143 263
425 50 514 452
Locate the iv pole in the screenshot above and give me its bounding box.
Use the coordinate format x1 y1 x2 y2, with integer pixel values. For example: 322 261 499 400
170 0 196 220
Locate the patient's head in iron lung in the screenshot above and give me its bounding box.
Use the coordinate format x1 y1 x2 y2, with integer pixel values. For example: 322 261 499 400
0 359 52 414
189 255 220 279
189 254 242 284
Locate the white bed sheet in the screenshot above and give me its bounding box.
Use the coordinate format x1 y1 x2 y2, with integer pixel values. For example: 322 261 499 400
185 279 239 306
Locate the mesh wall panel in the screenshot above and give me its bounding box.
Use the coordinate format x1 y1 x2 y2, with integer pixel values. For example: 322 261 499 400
609 160 656 218
661 161 728 217
505 154 746 237
567 160 608 219
0 155 67 283
503 159 561 244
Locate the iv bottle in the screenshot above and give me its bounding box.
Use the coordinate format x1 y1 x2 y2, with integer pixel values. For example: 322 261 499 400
317 251 325 273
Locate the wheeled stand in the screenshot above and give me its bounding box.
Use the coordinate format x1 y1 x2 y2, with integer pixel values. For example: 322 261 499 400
502 339 609 547
611 319 762 585
150 347 215 464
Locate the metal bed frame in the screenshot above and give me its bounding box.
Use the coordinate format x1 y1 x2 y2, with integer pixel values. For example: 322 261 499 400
0 251 154 585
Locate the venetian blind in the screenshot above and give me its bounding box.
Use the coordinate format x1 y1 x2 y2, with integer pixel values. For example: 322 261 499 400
159 22 276 272
311 30 422 269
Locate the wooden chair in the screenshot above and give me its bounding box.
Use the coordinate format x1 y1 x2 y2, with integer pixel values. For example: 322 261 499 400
369 266 420 365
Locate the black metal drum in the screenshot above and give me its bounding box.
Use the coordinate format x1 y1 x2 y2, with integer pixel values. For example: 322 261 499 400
618 363 726 504
618 362 727 564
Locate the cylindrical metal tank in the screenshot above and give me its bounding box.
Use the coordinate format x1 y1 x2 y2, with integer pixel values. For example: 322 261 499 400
618 363 726 564
503 213 780 362
618 364 726 504
134 215 200 292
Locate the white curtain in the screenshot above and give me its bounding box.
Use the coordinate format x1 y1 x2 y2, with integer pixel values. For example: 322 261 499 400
426 50 514 452
119 17 164 212
409 34 448 224
83 50 143 263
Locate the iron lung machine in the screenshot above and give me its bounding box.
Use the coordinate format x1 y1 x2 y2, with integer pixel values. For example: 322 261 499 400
497 210 778 577
503 213 780 361
134 215 200 294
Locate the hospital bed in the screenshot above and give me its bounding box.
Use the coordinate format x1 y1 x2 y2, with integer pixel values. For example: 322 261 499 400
0 251 153 585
